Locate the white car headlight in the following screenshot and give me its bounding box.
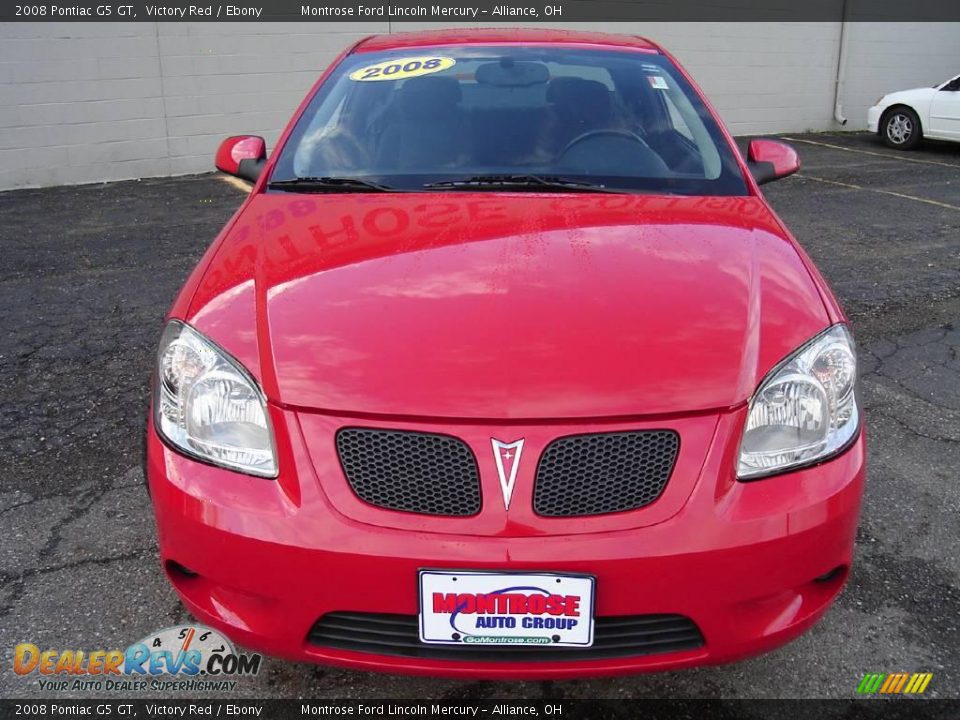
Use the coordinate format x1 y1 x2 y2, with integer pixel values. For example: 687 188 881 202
154 320 277 478
738 324 860 480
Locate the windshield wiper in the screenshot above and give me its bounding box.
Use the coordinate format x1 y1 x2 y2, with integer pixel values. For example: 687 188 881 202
268 176 399 193
422 174 621 193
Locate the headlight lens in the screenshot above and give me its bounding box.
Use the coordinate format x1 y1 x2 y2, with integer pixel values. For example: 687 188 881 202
738 324 859 479
154 321 277 478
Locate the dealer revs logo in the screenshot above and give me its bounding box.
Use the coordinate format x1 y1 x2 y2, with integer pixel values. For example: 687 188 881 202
13 625 261 692
433 587 582 644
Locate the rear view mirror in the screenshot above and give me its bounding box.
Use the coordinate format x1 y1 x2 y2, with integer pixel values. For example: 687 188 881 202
476 60 549 87
215 136 267 182
747 139 800 185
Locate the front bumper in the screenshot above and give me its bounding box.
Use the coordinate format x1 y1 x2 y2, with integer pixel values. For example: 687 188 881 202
147 406 865 679
868 105 883 133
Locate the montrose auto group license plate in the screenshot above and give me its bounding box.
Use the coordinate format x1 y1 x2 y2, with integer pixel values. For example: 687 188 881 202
419 570 595 646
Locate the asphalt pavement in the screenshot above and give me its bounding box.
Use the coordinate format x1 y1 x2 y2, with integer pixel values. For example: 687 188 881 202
0 132 957 700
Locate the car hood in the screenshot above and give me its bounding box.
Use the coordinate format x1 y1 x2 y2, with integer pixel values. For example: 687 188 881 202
882 87 936 105
187 192 830 419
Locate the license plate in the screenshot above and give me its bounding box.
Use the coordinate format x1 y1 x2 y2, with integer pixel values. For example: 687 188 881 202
418 570 595 647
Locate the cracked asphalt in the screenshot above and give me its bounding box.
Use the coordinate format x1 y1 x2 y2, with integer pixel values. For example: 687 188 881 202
0 132 957 700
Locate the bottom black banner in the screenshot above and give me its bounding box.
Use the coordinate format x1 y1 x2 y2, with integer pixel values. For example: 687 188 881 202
2 700 958 720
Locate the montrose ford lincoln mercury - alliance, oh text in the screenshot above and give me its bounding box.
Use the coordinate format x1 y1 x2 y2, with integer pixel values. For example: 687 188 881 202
146 29 865 678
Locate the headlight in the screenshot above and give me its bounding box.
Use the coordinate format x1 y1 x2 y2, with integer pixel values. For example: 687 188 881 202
738 324 859 480
874 95 886 106
154 320 277 478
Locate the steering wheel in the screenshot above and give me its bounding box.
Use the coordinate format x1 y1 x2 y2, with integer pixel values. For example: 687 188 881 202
559 129 650 157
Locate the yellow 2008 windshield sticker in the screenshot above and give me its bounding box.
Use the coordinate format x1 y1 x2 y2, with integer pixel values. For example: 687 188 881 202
349 56 456 82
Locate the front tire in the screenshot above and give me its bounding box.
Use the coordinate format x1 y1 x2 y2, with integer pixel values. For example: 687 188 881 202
881 107 922 150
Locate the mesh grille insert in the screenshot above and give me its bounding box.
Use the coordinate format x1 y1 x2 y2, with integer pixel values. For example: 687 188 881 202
336 428 481 516
308 612 704 661
534 430 679 517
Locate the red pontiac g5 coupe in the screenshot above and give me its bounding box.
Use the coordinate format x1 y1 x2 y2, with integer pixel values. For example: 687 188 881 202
146 29 866 678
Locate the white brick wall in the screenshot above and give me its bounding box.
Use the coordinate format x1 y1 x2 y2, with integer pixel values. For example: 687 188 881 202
1 21 958 189
154 22 378 175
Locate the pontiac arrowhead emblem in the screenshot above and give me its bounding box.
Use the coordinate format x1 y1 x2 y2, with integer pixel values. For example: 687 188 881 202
491 438 524 511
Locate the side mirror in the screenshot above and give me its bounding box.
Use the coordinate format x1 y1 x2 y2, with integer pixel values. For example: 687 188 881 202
215 135 266 182
747 139 800 185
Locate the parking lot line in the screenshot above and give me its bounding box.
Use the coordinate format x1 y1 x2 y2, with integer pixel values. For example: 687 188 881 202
783 136 960 169
219 175 253 193
796 173 960 211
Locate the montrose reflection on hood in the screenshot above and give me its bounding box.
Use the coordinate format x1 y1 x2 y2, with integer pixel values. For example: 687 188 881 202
187 193 829 419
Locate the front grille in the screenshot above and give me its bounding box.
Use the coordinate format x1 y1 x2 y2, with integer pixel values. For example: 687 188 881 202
336 428 481 516
308 612 703 661
533 430 680 517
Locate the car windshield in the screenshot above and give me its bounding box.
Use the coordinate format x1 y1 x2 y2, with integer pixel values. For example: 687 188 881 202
270 46 748 195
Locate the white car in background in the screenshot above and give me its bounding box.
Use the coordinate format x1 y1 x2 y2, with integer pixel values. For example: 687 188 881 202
868 73 960 149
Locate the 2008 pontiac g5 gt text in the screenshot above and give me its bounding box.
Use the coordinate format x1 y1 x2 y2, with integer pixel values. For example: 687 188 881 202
146 29 865 679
